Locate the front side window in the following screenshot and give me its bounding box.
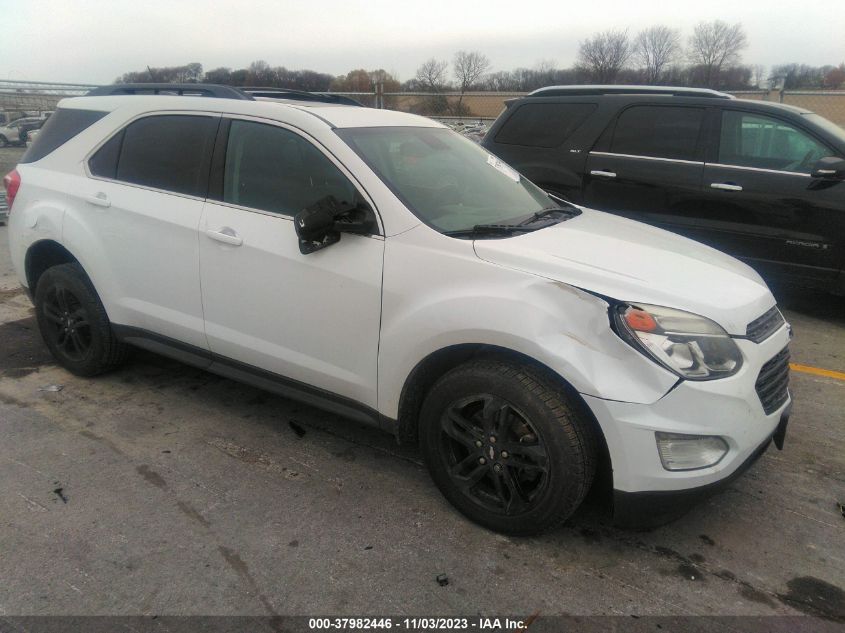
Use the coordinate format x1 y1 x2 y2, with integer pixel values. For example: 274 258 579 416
719 111 832 173
337 126 555 233
89 115 217 197
610 105 704 161
222 120 357 216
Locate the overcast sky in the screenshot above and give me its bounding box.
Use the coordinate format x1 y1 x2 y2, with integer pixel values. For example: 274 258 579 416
1 0 843 85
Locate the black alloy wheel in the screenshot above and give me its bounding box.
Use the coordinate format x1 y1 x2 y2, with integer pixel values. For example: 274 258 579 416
34 263 129 376
420 360 597 535
439 394 549 515
41 283 93 362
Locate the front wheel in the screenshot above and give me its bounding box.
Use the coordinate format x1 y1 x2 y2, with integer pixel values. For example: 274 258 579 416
0 135 8 148
34 263 130 376
419 360 597 535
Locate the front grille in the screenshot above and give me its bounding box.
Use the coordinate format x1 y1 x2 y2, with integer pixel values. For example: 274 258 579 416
746 306 785 343
0 190 7 213
755 347 790 415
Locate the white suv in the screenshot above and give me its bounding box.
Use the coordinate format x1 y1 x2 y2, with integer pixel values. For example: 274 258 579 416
4 85 792 534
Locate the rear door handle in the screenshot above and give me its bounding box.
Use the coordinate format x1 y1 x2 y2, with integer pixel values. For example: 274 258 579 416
206 228 243 246
85 192 110 207
710 182 743 192
590 170 617 178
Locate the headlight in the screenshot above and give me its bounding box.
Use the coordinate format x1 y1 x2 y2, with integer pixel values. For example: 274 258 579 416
613 303 742 380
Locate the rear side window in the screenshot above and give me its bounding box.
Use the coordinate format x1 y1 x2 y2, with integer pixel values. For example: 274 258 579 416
495 103 596 147
89 115 218 197
610 106 704 161
20 108 107 163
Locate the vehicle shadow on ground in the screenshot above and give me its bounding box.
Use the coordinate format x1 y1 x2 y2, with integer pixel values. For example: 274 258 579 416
771 283 845 324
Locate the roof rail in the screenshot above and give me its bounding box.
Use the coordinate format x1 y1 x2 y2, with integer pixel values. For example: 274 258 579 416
240 87 363 106
85 83 254 100
528 85 734 99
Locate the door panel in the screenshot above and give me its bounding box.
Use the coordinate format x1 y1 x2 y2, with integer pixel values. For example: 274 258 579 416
198 117 383 408
78 182 208 348
699 164 843 285
695 108 845 286
582 104 708 234
199 204 384 407
584 152 705 227
82 113 219 348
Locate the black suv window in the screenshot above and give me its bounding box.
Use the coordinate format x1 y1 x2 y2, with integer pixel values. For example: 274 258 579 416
495 103 596 148
89 115 217 197
222 119 356 216
718 110 832 173
610 106 704 161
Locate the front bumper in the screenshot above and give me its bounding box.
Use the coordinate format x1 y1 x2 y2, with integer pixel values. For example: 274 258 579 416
581 324 792 526
612 403 790 528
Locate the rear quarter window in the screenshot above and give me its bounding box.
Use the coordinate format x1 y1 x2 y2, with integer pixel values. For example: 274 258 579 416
19 108 107 163
494 102 597 148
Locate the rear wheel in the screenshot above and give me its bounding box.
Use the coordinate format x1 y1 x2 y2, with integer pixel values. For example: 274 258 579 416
34 263 129 376
419 359 596 535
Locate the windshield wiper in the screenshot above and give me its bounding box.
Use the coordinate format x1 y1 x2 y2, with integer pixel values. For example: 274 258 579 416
442 224 539 238
443 203 581 238
518 205 581 226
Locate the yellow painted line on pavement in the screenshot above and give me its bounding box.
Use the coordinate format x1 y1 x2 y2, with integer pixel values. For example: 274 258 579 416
790 363 845 382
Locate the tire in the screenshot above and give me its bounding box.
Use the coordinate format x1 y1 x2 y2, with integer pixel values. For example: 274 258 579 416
0 135 8 148
419 359 596 535
34 263 130 376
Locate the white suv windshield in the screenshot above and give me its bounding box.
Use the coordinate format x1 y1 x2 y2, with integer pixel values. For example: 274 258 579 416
337 127 554 233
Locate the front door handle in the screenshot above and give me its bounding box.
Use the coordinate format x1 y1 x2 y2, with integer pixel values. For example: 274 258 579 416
710 182 743 192
206 227 243 246
590 170 617 178
85 192 110 207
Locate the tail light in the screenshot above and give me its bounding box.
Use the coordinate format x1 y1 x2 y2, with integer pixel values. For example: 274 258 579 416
3 169 20 213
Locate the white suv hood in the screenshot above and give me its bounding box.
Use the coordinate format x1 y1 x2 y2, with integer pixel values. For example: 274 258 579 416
473 208 775 335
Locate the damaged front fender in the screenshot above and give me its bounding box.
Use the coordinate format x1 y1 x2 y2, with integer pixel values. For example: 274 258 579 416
377 226 679 420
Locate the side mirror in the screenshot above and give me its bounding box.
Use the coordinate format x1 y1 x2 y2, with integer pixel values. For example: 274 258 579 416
811 156 845 180
294 195 376 254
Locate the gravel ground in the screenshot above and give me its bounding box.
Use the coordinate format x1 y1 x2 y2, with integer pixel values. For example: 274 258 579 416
0 146 24 176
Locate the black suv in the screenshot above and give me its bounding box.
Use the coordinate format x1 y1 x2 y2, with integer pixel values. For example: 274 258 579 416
483 86 845 293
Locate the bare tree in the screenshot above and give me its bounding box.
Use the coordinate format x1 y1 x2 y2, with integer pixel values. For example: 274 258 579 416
453 51 491 91
576 29 631 83
688 20 748 88
453 50 491 114
415 58 449 92
633 26 680 84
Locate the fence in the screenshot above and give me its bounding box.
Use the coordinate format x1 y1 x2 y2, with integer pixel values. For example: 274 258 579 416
2 80 845 127
0 80 95 124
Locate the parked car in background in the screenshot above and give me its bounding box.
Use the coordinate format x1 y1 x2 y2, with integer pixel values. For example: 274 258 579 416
483 86 845 294
0 116 48 147
4 85 791 533
25 128 40 147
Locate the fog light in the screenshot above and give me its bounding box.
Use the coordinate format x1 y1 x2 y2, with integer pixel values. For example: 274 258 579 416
655 432 729 471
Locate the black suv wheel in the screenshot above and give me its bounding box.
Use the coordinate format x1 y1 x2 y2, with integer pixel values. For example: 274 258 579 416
419 359 597 535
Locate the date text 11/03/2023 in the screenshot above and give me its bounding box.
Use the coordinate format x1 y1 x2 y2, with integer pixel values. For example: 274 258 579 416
308 617 531 630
